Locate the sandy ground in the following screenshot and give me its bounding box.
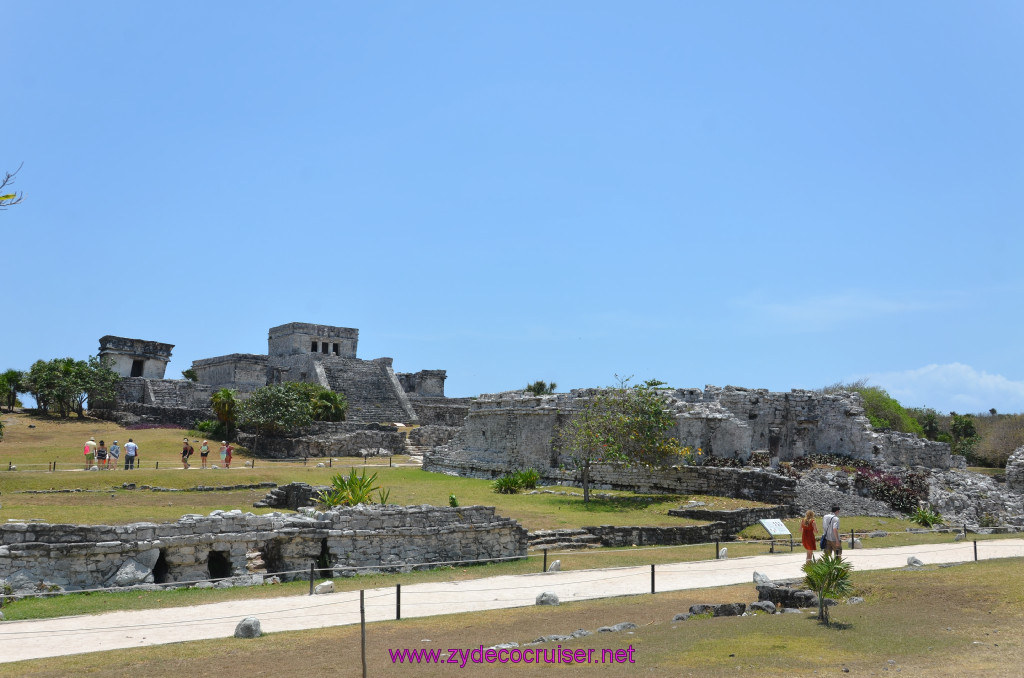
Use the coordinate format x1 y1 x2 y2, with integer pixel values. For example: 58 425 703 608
1 539 1021 664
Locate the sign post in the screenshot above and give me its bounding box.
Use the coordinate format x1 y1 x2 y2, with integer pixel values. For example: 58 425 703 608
758 518 793 553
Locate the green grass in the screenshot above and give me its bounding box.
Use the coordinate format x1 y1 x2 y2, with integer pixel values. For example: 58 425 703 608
2 558 1022 677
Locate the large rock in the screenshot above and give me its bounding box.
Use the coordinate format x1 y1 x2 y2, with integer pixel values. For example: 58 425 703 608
234 616 262 638
105 557 156 588
757 584 818 609
749 601 777 614
536 591 559 606
712 603 746 617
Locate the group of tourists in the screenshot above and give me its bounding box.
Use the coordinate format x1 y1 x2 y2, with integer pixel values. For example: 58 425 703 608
81 437 232 471
180 438 233 469
83 437 138 470
800 505 842 561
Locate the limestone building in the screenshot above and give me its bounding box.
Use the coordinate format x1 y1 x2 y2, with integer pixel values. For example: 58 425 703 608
100 322 461 427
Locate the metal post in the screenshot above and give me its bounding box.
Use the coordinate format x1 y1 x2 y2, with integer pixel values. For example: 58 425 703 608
543 549 548 572
309 562 315 595
329 457 332 467
252 459 255 469
650 564 655 594
156 461 159 470
973 540 978 562
53 461 57 471
390 456 393 467
850 530 854 549
396 583 401 620
963 523 967 538
770 539 774 554
360 590 368 678
8 461 11 470
304 457 308 466
715 540 720 559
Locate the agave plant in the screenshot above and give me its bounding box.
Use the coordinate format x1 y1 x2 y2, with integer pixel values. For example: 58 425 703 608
492 474 522 494
319 469 381 507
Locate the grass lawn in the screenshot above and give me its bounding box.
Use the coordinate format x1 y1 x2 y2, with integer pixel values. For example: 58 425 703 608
1 558 1022 677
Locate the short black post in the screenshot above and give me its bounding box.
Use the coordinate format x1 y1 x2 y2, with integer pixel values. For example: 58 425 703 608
850 530 854 549
8 461 11 470
390 456 393 467
309 562 315 595
650 564 655 594
329 457 332 467
53 461 57 471
543 549 548 572
396 583 401 620
252 459 255 469
304 457 308 466
156 461 159 470
360 590 368 678
715 540 720 559
963 523 967 538
973 540 978 562
790 537 794 552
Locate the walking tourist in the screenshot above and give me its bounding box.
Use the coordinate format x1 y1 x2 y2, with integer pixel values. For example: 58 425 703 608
84 437 97 470
108 440 120 469
124 438 138 470
800 510 818 562
822 505 842 556
223 441 233 469
181 437 192 469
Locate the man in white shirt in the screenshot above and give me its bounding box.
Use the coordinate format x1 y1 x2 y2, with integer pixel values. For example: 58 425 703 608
822 505 842 556
124 439 138 470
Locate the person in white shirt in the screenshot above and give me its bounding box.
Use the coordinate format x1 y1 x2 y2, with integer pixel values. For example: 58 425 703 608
124 439 139 470
822 505 842 556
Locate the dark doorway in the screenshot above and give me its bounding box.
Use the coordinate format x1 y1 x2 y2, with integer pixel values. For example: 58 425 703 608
316 538 333 577
207 550 232 579
152 550 169 584
261 540 287 575
130 359 145 377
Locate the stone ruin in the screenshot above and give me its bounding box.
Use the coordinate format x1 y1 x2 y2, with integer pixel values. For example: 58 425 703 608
426 385 955 481
0 504 527 595
92 322 473 456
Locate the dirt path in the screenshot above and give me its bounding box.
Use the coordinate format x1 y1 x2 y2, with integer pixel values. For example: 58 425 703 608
2 539 1021 664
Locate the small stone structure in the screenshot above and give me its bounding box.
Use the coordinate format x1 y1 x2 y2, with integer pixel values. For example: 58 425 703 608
0 505 527 594
236 422 407 459
98 336 173 379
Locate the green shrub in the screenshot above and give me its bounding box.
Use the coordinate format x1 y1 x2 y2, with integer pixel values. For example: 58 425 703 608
449 493 459 507
514 468 540 489
492 474 522 494
820 381 923 436
803 553 854 626
193 419 229 439
319 469 382 507
911 507 944 528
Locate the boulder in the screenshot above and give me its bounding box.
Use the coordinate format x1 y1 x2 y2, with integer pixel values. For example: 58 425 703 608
597 622 637 632
105 557 155 588
314 581 335 595
234 616 262 638
547 560 561 572
752 571 772 586
672 612 691 621
536 591 559 606
907 556 925 567
718 547 728 559
712 603 746 617
749 601 777 614
689 604 714 615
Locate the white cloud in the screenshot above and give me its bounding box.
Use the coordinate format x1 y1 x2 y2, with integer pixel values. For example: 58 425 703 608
737 292 943 332
866 363 1024 414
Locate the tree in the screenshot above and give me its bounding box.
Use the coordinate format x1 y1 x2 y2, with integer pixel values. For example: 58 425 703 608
950 413 980 462
83 355 121 414
309 388 347 422
802 553 854 626
820 380 924 436
0 163 24 210
22 356 118 417
525 380 557 396
555 378 682 503
182 368 198 382
211 388 239 438
0 369 24 412
237 384 313 454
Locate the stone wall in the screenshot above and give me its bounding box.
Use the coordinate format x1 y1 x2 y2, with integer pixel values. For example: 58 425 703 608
398 370 447 398
235 422 407 459
0 505 528 594
408 425 463 449
92 403 212 429
425 444 797 506
411 397 474 426
192 354 268 390
429 387 952 478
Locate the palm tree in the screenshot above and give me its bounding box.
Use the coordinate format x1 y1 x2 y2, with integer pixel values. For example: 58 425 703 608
310 389 347 422
525 380 557 396
802 553 854 626
210 388 238 437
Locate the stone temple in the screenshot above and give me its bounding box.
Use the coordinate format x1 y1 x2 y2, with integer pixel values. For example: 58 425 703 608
97 322 470 428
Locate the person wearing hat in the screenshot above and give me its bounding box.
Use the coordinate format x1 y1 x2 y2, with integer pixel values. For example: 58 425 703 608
84 437 97 470
108 440 121 469
199 440 210 469
181 437 193 470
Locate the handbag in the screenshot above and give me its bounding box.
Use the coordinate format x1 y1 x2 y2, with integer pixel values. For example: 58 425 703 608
819 534 827 550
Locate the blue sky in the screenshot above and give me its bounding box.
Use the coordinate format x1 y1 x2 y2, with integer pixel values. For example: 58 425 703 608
4 2 1023 414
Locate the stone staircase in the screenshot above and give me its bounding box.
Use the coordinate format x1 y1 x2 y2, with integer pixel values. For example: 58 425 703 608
404 444 428 465
527 529 603 551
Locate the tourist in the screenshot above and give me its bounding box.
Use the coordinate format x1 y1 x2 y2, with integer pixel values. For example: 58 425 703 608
84 437 97 470
181 437 193 469
96 440 108 469
822 505 842 556
800 510 818 562
124 438 138 470
223 441 233 469
109 440 121 469
199 440 210 469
